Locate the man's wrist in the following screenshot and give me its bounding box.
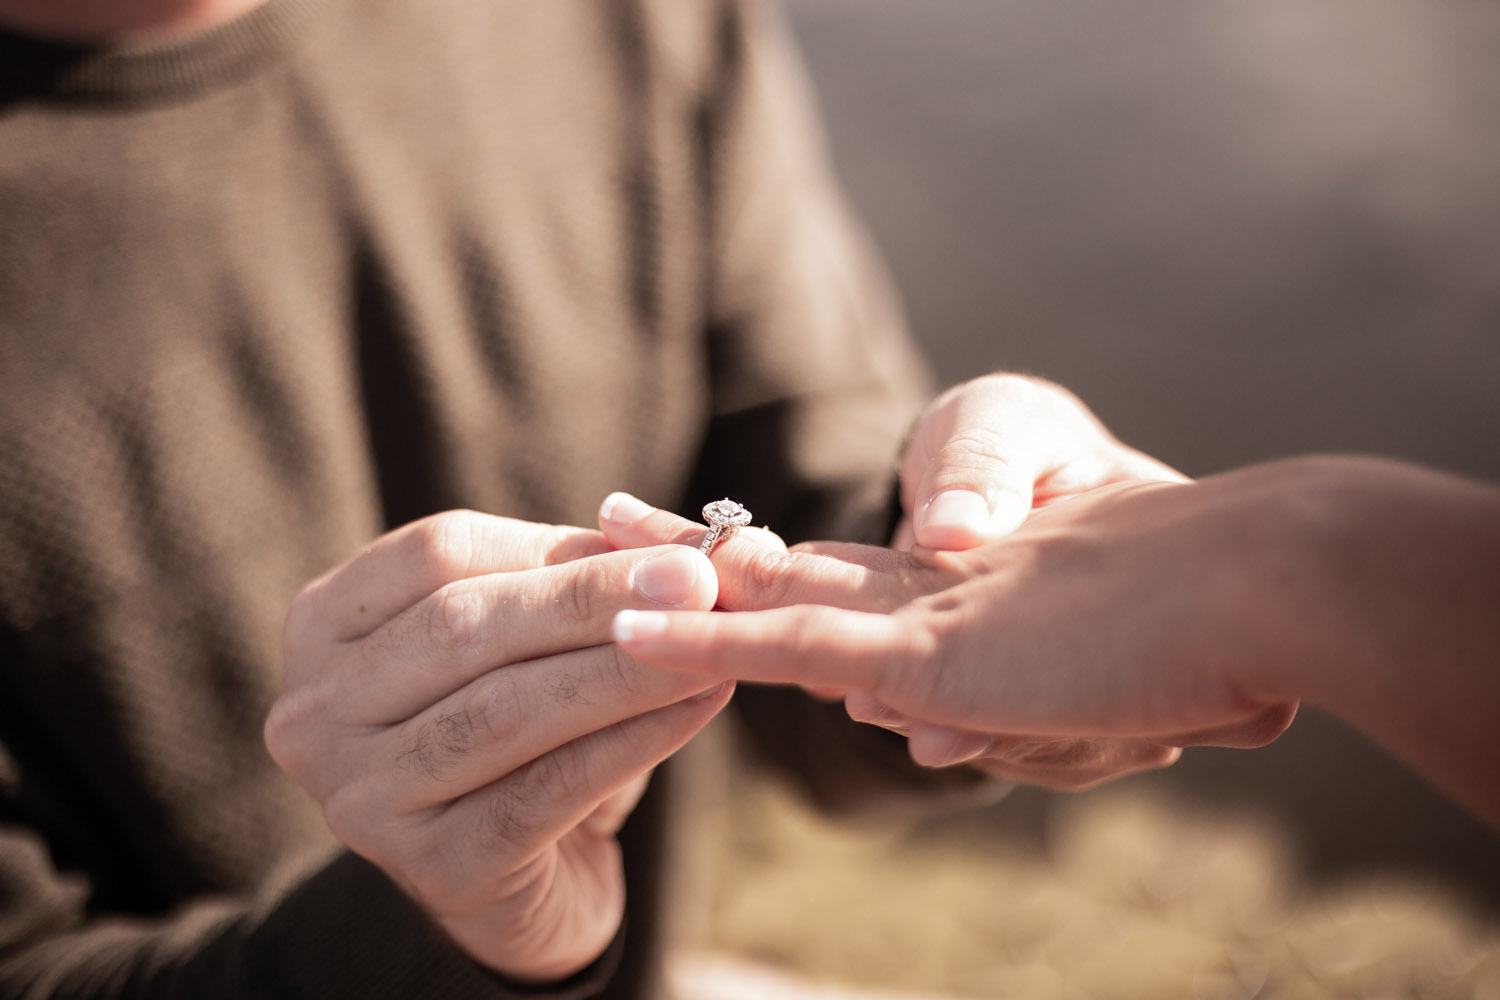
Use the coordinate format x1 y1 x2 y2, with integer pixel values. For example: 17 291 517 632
477 924 628 999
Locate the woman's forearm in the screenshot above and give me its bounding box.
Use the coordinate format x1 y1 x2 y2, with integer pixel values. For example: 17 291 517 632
1264 456 1500 826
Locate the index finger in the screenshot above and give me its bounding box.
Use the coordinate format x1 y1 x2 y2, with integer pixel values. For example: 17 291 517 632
597 492 918 613
611 604 930 696
298 510 609 642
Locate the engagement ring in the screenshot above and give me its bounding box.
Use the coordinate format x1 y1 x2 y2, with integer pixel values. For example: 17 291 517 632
699 498 752 554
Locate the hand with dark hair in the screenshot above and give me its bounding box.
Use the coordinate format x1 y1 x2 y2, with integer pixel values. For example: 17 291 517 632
265 511 730 980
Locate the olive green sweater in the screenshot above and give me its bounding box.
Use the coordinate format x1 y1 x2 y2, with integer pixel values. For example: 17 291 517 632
0 1 945 996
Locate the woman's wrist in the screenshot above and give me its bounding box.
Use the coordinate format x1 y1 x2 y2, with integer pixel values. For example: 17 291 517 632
1234 455 1500 752
1188 456 1375 712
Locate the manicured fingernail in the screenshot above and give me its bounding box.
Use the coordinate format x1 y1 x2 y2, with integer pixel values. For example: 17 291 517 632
917 489 992 538
601 491 655 526
613 609 670 644
631 549 704 606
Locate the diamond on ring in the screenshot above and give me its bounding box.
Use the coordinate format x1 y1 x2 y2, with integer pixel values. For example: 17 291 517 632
699 498 753 554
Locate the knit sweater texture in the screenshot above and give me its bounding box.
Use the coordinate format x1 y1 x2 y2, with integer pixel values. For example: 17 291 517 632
0 1 941 996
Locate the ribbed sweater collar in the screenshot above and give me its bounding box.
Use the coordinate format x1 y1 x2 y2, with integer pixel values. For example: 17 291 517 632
0 0 320 103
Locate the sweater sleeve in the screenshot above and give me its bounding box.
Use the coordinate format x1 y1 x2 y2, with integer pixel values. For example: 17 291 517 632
0 820 619 1000
684 0 996 814
683 0 934 546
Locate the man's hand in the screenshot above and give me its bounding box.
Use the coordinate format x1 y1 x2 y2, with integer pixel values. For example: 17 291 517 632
600 485 1302 791
264 511 733 981
899 373 1186 550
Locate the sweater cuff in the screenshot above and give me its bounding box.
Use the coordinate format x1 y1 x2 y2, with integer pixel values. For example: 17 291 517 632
247 851 620 1000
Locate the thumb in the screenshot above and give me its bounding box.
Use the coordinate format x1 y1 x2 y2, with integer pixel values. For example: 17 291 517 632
903 376 1060 551
910 439 1036 551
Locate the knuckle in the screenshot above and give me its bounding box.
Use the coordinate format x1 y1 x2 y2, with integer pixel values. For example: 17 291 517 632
396 673 523 781
408 709 478 777
478 781 544 853
528 747 592 805
280 579 331 672
934 426 1010 469
262 687 320 779
472 669 525 743
475 745 597 854
590 643 642 698
261 697 298 772
554 558 611 624
544 668 598 708
544 525 610 565
393 720 441 781
609 715 662 763
432 707 478 757
423 584 488 658
411 510 482 582
735 547 799 607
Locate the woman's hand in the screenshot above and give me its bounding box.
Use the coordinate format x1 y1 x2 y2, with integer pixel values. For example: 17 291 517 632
896 373 1186 550
599 481 1301 791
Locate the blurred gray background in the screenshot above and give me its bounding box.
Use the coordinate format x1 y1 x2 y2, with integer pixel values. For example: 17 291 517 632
782 0 1500 909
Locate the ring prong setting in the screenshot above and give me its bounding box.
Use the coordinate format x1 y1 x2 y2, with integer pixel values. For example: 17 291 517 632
699 498 752 554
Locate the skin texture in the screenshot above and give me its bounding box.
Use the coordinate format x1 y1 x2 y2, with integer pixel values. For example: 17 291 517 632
603 485 1274 790
262 371 1178 977
264 511 733 981
609 454 1500 826
605 373 1202 789
0 0 267 42
896 374 1185 551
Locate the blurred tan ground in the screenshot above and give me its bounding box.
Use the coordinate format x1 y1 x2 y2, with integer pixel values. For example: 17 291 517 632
678 772 1500 999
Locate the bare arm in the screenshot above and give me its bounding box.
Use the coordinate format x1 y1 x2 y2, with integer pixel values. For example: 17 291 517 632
1263 456 1500 827
607 457 1500 826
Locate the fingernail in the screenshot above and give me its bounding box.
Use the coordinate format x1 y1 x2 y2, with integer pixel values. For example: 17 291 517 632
601 491 655 526
917 489 992 538
631 549 704 606
613 609 669 644
862 705 910 729
936 730 993 767
846 693 912 732
688 681 734 704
